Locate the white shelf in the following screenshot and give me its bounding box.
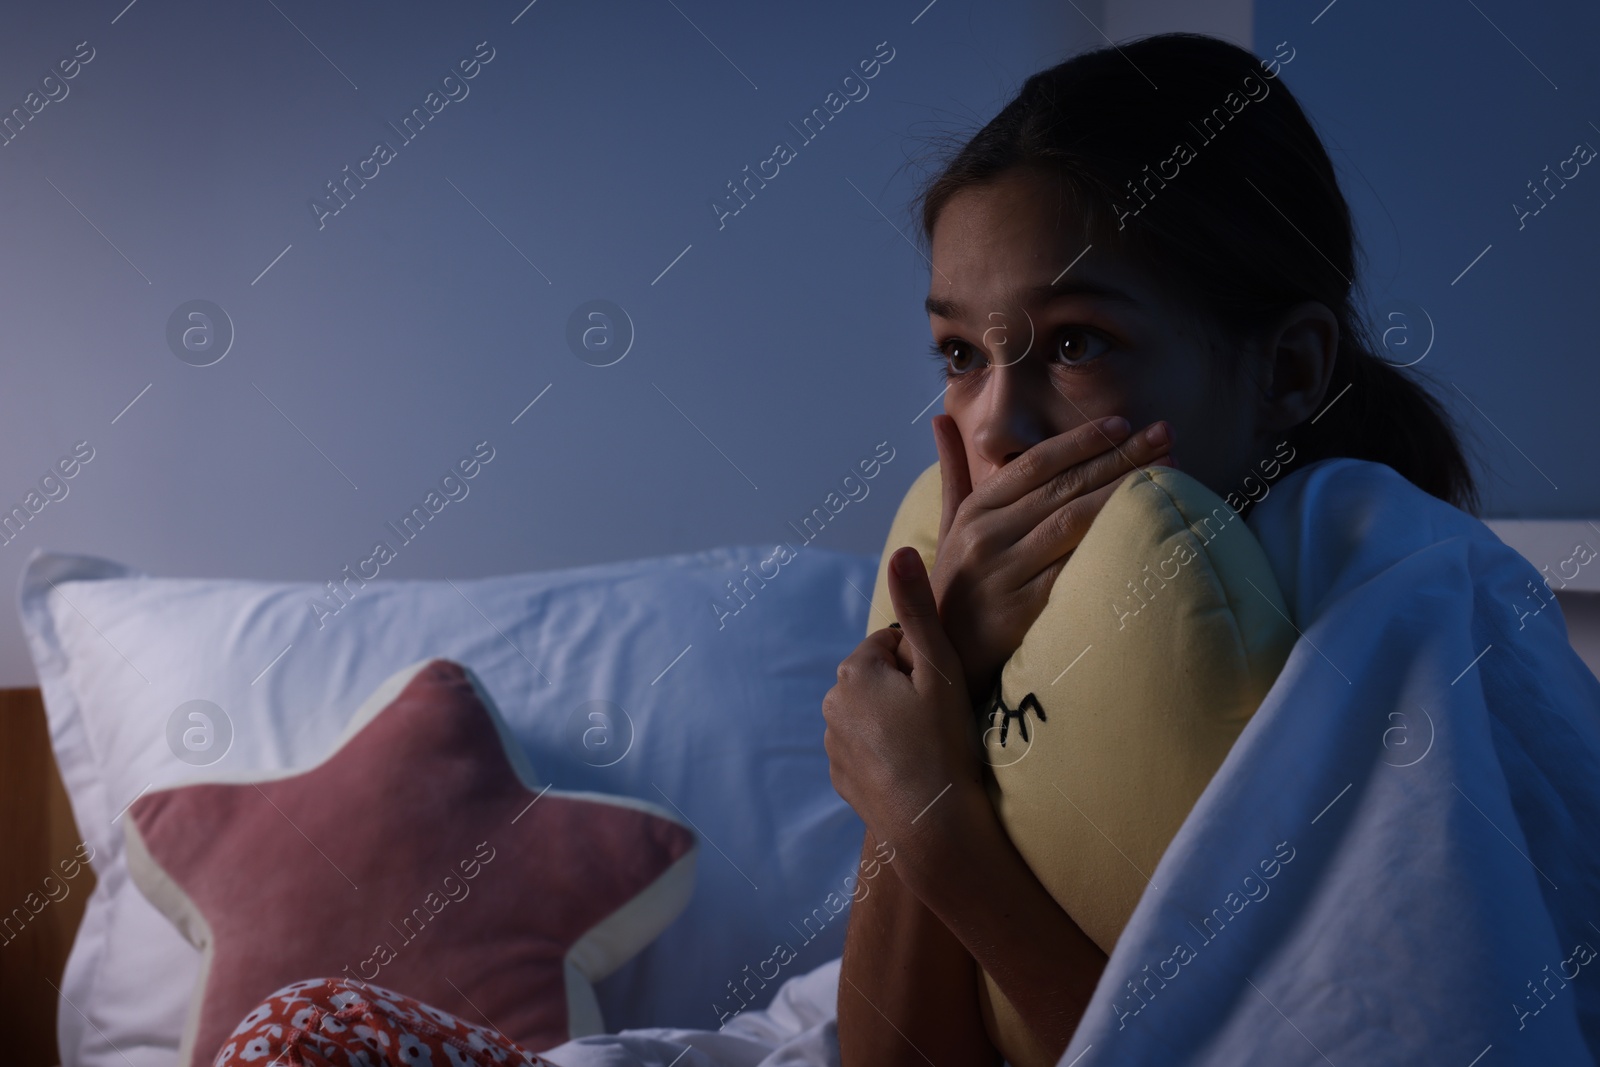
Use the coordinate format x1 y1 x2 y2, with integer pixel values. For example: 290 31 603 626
1484 519 1600 594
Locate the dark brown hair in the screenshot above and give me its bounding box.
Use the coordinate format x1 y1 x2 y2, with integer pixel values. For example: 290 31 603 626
915 32 1480 514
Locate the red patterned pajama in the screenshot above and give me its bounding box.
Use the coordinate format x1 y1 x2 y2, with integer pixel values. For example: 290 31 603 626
214 977 558 1067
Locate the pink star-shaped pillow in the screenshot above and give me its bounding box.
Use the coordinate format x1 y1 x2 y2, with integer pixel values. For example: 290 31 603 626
125 658 697 1067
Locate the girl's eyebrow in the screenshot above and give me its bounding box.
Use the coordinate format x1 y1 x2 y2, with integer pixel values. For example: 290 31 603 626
924 279 1144 320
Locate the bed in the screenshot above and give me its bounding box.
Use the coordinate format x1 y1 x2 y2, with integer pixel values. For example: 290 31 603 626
7 501 1600 1067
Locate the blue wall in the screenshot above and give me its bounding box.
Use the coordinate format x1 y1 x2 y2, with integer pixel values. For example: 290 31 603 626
1255 0 1599 517
0 0 1089 683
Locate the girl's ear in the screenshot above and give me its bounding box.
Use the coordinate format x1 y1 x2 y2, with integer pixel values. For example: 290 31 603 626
1259 301 1339 432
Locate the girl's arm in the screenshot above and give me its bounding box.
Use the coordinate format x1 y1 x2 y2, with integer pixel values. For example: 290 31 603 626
837 827 1003 1067
836 775 1109 1066
896 780 1108 1061
825 548 1108 1063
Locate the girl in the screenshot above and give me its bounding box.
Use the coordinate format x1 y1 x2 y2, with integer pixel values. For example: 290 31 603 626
818 29 1513 1066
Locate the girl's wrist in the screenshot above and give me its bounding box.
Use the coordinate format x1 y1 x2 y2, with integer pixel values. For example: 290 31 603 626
893 776 994 905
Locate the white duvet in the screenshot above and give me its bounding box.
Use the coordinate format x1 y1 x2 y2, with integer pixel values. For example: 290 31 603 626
541 457 1600 1067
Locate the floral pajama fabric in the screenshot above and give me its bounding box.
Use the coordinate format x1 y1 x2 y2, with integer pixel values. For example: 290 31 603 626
214 977 559 1067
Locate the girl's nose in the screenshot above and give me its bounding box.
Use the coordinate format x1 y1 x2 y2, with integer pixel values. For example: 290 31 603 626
970 360 1052 470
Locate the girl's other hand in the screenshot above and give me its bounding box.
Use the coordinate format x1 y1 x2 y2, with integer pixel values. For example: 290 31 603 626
928 412 1174 705
823 546 985 853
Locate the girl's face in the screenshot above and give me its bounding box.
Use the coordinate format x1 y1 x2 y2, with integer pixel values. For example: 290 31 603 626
926 166 1279 503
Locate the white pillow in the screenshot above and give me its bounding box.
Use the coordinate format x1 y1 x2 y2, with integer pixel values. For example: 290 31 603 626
18 545 872 1067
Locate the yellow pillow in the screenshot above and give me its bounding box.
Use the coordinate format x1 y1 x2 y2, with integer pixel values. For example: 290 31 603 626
866 461 1295 1067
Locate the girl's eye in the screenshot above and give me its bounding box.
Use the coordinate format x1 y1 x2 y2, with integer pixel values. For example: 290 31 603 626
928 339 981 376
1057 327 1112 364
928 327 1113 378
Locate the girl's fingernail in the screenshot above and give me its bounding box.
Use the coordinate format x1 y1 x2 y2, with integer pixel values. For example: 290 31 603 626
892 548 919 577
1103 416 1130 436
1145 421 1170 447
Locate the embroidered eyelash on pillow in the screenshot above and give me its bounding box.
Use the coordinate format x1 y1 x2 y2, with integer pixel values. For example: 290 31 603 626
867 461 1296 1067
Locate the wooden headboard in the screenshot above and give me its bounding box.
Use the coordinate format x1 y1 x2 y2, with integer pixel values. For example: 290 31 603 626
0 686 93 1067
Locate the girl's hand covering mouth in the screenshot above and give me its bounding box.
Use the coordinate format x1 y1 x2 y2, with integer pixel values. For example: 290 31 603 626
927 412 1174 704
